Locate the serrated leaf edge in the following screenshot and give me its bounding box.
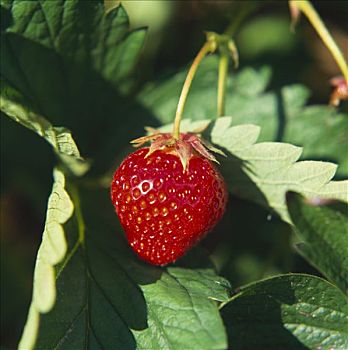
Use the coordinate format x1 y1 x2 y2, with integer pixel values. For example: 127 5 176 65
212 116 348 222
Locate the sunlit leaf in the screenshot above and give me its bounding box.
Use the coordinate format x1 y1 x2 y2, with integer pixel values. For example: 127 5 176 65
19 169 74 350
211 116 348 222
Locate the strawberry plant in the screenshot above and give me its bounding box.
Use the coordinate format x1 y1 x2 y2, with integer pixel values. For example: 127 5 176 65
1 1 348 349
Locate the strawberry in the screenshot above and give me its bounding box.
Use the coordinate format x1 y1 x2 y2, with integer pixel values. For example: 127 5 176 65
111 132 228 266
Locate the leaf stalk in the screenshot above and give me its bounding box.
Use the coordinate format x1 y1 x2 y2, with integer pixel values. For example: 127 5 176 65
290 0 348 81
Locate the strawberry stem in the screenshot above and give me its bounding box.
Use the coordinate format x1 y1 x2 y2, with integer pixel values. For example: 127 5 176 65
217 5 255 118
216 38 238 118
217 53 229 117
290 0 348 81
173 41 216 139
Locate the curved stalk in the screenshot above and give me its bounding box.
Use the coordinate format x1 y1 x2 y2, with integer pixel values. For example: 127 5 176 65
291 0 348 81
173 41 215 139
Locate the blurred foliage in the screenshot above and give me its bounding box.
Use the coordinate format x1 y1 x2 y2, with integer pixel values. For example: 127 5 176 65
1 1 348 349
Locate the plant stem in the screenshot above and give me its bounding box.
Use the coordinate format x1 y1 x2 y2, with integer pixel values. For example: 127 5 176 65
173 41 215 139
217 53 229 117
216 4 257 118
292 0 348 81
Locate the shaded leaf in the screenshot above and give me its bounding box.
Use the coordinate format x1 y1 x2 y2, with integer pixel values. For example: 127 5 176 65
1 95 89 176
1 1 154 175
287 192 348 295
208 196 295 288
221 274 348 350
20 184 231 350
283 105 348 176
211 116 348 222
2 0 145 90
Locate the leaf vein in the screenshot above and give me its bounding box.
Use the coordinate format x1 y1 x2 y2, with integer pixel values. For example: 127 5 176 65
52 304 87 350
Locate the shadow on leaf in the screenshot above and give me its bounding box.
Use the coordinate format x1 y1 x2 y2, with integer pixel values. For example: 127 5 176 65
221 277 308 350
1 32 161 177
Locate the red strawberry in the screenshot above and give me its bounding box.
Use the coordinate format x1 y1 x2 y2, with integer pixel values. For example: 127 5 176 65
111 132 228 266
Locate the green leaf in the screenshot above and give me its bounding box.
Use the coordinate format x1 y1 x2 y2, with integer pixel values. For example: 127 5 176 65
2 5 230 347
20 185 231 350
210 116 348 222
287 192 348 295
1 1 153 174
283 106 348 176
133 268 230 350
2 0 145 90
221 274 348 350
1 94 89 176
139 57 279 136
138 56 308 139
19 168 74 350
138 56 347 176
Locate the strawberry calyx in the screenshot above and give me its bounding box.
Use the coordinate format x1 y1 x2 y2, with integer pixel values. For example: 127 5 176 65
130 132 226 171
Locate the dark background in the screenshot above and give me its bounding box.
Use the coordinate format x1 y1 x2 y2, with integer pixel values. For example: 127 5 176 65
1 1 347 349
